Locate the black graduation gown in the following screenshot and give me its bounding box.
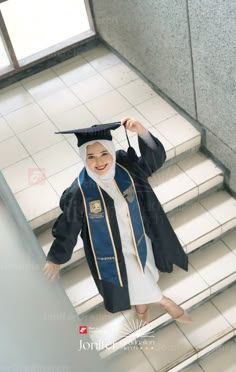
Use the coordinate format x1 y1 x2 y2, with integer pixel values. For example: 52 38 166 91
46 132 188 313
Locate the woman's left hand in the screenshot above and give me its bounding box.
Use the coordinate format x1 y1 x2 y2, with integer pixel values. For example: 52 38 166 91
120 117 147 136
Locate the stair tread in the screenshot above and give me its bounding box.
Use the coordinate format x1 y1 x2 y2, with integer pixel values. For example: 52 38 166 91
184 338 236 372
80 283 236 371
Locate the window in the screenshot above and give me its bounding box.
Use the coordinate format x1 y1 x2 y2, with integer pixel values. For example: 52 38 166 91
0 0 95 77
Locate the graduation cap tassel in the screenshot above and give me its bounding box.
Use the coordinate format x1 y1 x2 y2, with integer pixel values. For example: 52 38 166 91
123 123 138 161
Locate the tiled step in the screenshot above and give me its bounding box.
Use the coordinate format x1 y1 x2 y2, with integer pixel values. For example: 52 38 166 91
62 223 236 317
182 337 236 372
79 283 236 371
19 116 201 231
38 152 224 268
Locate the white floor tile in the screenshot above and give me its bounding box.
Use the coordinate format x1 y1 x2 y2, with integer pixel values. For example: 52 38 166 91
51 54 82 72
66 136 81 153
0 82 21 94
154 114 201 148
176 136 201 156
222 229 236 255
0 86 34 116
118 79 157 105
32 140 81 177
141 322 194 371
106 347 155 372
81 45 111 60
200 191 236 226
158 263 209 305
15 181 59 221
2 157 42 193
4 103 48 134
113 138 125 151
136 96 177 125
197 331 235 359
118 125 173 157
48 162 84 196
198 175 224 195
0 117 15 142
149 164 197 207
83 48 121 72
101 62 139 88
50 104 99 132
211 284 236 328
85 90 131 122
61 263 98 307
189 240 236 286
147 126 176 160
70 74 113 103
37 88 81 117
0 136 28 169
177 301 232 351
211 273 236 294
17 120 64 155
119 131 171 158
177 153 223 188
106 107 152 142
30 207 61 230
198 339 236 372
54 57 97 86
21 69 66 101
169 202 221 247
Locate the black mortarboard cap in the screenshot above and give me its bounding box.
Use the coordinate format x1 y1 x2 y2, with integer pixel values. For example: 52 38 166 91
55 122 121 147
55 120 138 161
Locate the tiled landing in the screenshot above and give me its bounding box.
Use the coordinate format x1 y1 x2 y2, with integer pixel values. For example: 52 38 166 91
0 44 201 230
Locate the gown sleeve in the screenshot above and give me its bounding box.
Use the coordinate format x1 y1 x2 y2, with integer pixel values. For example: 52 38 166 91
137 130 167 177
117 130 167 178
46 179 84 265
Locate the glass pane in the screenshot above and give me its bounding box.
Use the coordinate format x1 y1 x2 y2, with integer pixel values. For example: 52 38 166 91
0 0 90 61
0 31 11 71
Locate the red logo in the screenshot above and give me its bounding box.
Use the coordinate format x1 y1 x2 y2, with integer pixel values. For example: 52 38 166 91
79 326 88 334
28 168 46 185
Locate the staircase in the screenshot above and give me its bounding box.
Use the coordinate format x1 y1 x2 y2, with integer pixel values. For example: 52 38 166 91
37 118 236 371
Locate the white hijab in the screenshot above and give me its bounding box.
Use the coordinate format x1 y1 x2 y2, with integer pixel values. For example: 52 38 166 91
78 139 117 198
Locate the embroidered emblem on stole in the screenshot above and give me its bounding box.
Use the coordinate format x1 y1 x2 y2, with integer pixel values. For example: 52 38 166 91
89 200 102 214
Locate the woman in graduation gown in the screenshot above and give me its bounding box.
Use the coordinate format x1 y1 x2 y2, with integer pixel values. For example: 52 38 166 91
43 118 192 323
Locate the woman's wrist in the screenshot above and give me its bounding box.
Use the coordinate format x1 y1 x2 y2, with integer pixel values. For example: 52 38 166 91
138 128 148 137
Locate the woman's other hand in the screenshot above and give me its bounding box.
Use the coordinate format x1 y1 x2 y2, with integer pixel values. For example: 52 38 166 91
121 117 147 136
43 261 61 281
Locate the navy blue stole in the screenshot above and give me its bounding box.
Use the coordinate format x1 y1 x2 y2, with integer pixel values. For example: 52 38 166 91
78 163 147 287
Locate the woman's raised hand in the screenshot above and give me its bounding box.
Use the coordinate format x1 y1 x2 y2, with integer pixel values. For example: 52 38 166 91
43 261 61 281
120 117 147 136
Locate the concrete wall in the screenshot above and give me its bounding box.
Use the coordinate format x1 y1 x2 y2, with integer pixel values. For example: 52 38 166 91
90 0 236 194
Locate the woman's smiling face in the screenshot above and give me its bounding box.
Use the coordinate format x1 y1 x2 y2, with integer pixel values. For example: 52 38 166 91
86 142 113 175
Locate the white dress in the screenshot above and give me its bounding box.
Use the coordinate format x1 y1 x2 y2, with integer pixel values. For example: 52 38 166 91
104 181 163 305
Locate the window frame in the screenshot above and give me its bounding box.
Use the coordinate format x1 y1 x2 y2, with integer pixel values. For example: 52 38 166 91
0 0 96 80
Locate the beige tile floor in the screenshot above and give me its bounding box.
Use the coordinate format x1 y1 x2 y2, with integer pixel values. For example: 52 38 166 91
0 44 202 225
